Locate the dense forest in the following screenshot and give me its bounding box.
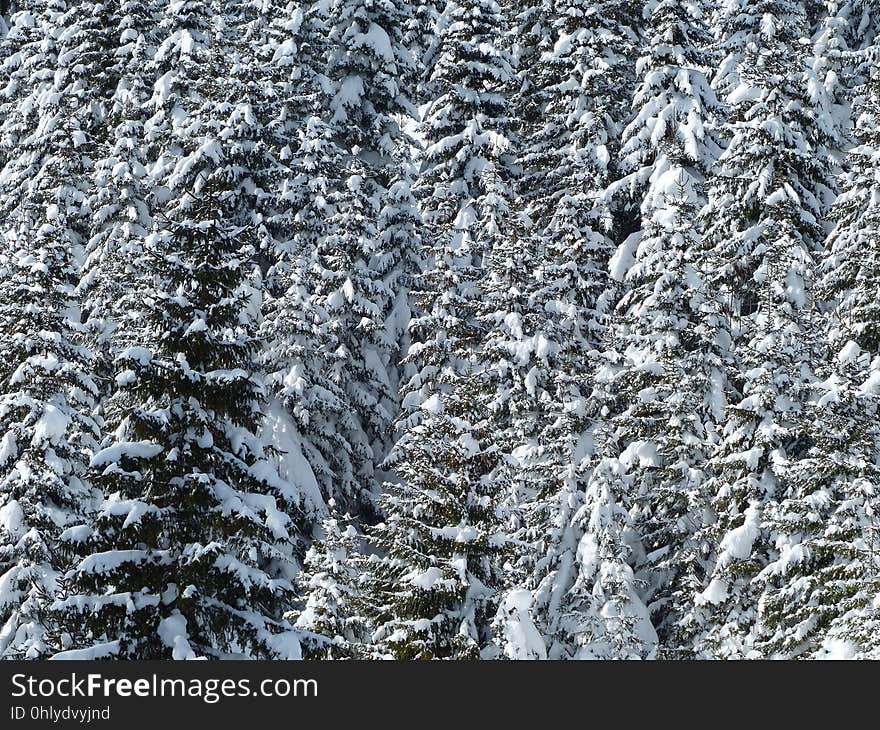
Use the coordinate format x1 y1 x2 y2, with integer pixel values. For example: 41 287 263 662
0 0 879 660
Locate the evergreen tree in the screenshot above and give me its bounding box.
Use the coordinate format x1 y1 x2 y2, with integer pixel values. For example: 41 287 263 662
294 512 371 658
491 0 639 658
518 0 639 243
258 2 350 509
397 0 517 432
0 172 101 659
365 373 507 659
261 0 418 516
260 0 330 276
53 24 302 660
820 69 880 350
611 181 730 656
0 0 104 658
79 0 158 387
691 0 832 658
842 0 880 51
551 431 657 659
596 0 726 655
615 0 721 217
751 69 880 658
322 0 419 466
751 343 880 657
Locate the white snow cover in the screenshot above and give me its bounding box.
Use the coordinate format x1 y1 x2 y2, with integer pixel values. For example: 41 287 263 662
157 612 198 660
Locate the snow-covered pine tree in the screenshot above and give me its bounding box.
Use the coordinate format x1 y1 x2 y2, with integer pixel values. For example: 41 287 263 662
0 0 115 380
0 182 101 659
509 0 556 226
142 0 213 189
258 139 360 516
489 0 640 658
610 180 730 657
750 342 880 657
0 0 107 658
397 0 517 436
473 180 551 652
375 168 422 421
808 2 851 206
748 67 880 659
820 68 880 351
52 20 302 660
264 160 415 520
498 0 640 455
78 0 158 390
293 511 371 658
260 0 330 277
364 0 519 657
220 0 292 274
257 3 350 515
320 0 419 474
702 1 834 317
597 0 727 656
261 0 418 517
290 156 391 510
841 0 880 52
489 207 612 658
549 430 657 659
364 371 507 660
691 0 833 658
493 413 582 660
615 0 721 221
805 0 830 34
323 0 414 173
517 0 640 243
403 0 442 108
0 0 41 176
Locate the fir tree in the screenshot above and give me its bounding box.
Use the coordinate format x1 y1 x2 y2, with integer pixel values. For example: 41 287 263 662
551 431 657 659
398 0 517 432
611 181 730 656
293 512 371 658
53 26 302 660
0 181 100 659
751 343 880 657
0 0 104 658
261 0 418 516
751 69 880 658
79 0 158 387
365 373 507 660
819 69 880 351
597 0 726 655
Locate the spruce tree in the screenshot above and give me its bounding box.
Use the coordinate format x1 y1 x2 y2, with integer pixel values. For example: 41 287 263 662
293 512 371 658
0 181 100 659
842 0 880 51
551 431 657 659
612 182 730 656
0 0 103 658
750 68 880 658
692 0 831 658
397 0 517 432
53 23 302 660
365 373 507 660
819 69 880 351
261 0 418 516
79 0 157 388
594 0 726 655
491 0 639 658
751 344 880 657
